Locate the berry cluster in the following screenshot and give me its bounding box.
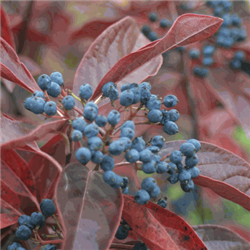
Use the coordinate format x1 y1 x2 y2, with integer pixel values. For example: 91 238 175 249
8 199 60 250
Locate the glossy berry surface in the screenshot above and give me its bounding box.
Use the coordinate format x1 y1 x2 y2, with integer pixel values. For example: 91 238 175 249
75 147 92 165
103 171 117 185
62 95 75 110
160 18 171 28
180 142 196 157
16 225 31 241
87 136 103 151
142 160 157 174
44 101 57 116
181 179 194 192
146 146 160 154
47 81 61 97
30 97 45 114
147 109 163 123
163 95 178 108
120 127 135 140
187 166 200 178
91 150 104 163
83 106 98 122
119 89 134 106
18 215 34 230
40 199 56 217
178 170 192 185
163 121 178 135
146 95 161 111
170 150 182 164
185 154 199 168
156 161 169 174
125 149 140 163
30 212 46 229
186 139 201 152
38 74 51 90
50 71 63 86
79 84 93 100
121 120 135 130
168 109 180 122
134 189 150 205
140 149 153 163
102 82 115 97
141 177 157 192
151 135 165 148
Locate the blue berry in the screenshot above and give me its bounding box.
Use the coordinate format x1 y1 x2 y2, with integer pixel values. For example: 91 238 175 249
146 95 161 111
214 6 223 17
40 199 56 218
91 150 104 163
221 13 232 27
148 31 158 41
160 18 171 28
170 150 182 164
139 87 151 104
72 118 87 132
234 51 245 62
62 95 75 110
231 13 242 27
108 86 119 100
30 212 46 229
110 175 124 189
120 177 129 189
133 243 147 250
16 225 31 240
38 74 51 90
180 142 196 157
193 67 209 77
168 109 180 122
132 137 145 152
189 48 200 59
186 139 201 152
230 59 241 69
30 97 45 114
119 89 134 107
219 27 231 37
45 244 56 250
146 146 160 154
163 95 178 108
102 82 115 97
83 106 98 122
176 162 184 172
157 198 167 208
203 45 215 57
16 247 26 250
44 101 57 116
8 242 22 250
140 149 153 163
109 140 125 155
230 28 240 42
187 166 200 178
141 25 151 36
149 12 157 22
185 154 199 168
156 161 169 174
151 135 165 148
120 127 135 140
125 149 140 163
24 97 33 111
47 82 61 97
71 130 83 142
121 120 135 130
163 121 178 135
161 109 170 124
141 177 157 192
152 154 161 163
95 115 107 127
122 186 129 194
108 110 121 125
101 155 115 171
85 101 99 113
147 109 163 123
202 57 214 67
119 137 132 150
134 189 150 205
121 83 131 92
50 72 63 86
149 185 160 198
139 82 151 91
178 170 192 185
167 162 177 174
75 147 92 165
115 225 129 239
222 1 232 11
32 91 45 98
142 161 157 174
103 170 118 185
238 28 247 41
84 123 99 138
79 84 93 100
87 136 103 151
18 215 34 230
167 173 179 184
181 179 194 192
130 87 141 104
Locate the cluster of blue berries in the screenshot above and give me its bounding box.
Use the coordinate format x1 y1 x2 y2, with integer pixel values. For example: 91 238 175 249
134 139 201 205
8 199 60 250
230 50 246 69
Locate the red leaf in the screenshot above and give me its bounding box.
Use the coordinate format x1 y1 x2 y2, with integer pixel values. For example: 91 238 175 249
0 4 16 50
192 224 250 249
1 149 36 196
90 14 223 101
122 196 182 250
158 140 250 211
73 16 162 108
0 37 40 93
55 163 124 250
1 113 67 149
143 199 208 250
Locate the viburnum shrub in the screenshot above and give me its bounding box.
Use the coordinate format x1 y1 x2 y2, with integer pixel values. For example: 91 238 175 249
1 1 250 250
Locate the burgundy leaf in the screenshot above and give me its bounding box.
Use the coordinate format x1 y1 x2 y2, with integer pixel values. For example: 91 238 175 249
192 224 250 250
55 163 124 250
158 140 250 211
0 37 40 93
122 195 180 250
143 199 208 250
207 66 250 138
90 14 223 101
1 113 67 149
73 16 162 108
0 199 21 229
0 4 16 50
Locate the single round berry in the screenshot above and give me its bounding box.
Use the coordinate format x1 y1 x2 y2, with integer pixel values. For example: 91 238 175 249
108 110 121 126
110 175 124 189
214 6 223 17
202 57 214 67
109 140 125 155
18 215 34 230
178 170 192 185
132 137 145 152
50 71 63 86
139 87 151 104
30 212 46 229
32 91 45 98
170 150 182 164
141 25 151 36
149 13 157 22
167 173 179 184
120 127 135 140
146 95 161 111
156 161 169 174
16 225 31 240
186 139 201 152
203 45 215 57
141 177 157 192
108 86 119 100
185 154 199 168
119 89 134 107
83 106 98 122
167 162 178 174
91 150 104 163
24 97 33 111
79 84 93 100
103 171 118 185
160 18 171 28
102 81 115 97
85 101 99 113
176 162 184 172
148 31 158 41
115 225 129 240
125 149 140 163
219 27 231 37
88 136 103 151
163 95 178 108
147 109 163 123
121 120 135 131
189 48 200 59
130 87 141 104
151 135 165 148
40 199 56 217
230 59 241 69
72 118 87 132
149 185 160 198
119 137 132 150
84 123 99 138
44 101 57 116
163 121 178 135
75 147 92 165
30 97 45 114
139 82 151 91
101 155 115 171
121 83 131 92
180 142 196 157
134 189 150 205
157 198 167 208
133 243 148 250
152 154 161 163
146 146 160 154
45 243 56 250
231 13 242 27
181 179 194 192
38 74 51 90
62 95 75 110
71 130 83 142
95 115 107 127
193 67 208 77
187 166 200 178
47 82 61 97
234 51 245 62
140 149 153 163
168 109 179 122
142 161 157 174
7 242 22 250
